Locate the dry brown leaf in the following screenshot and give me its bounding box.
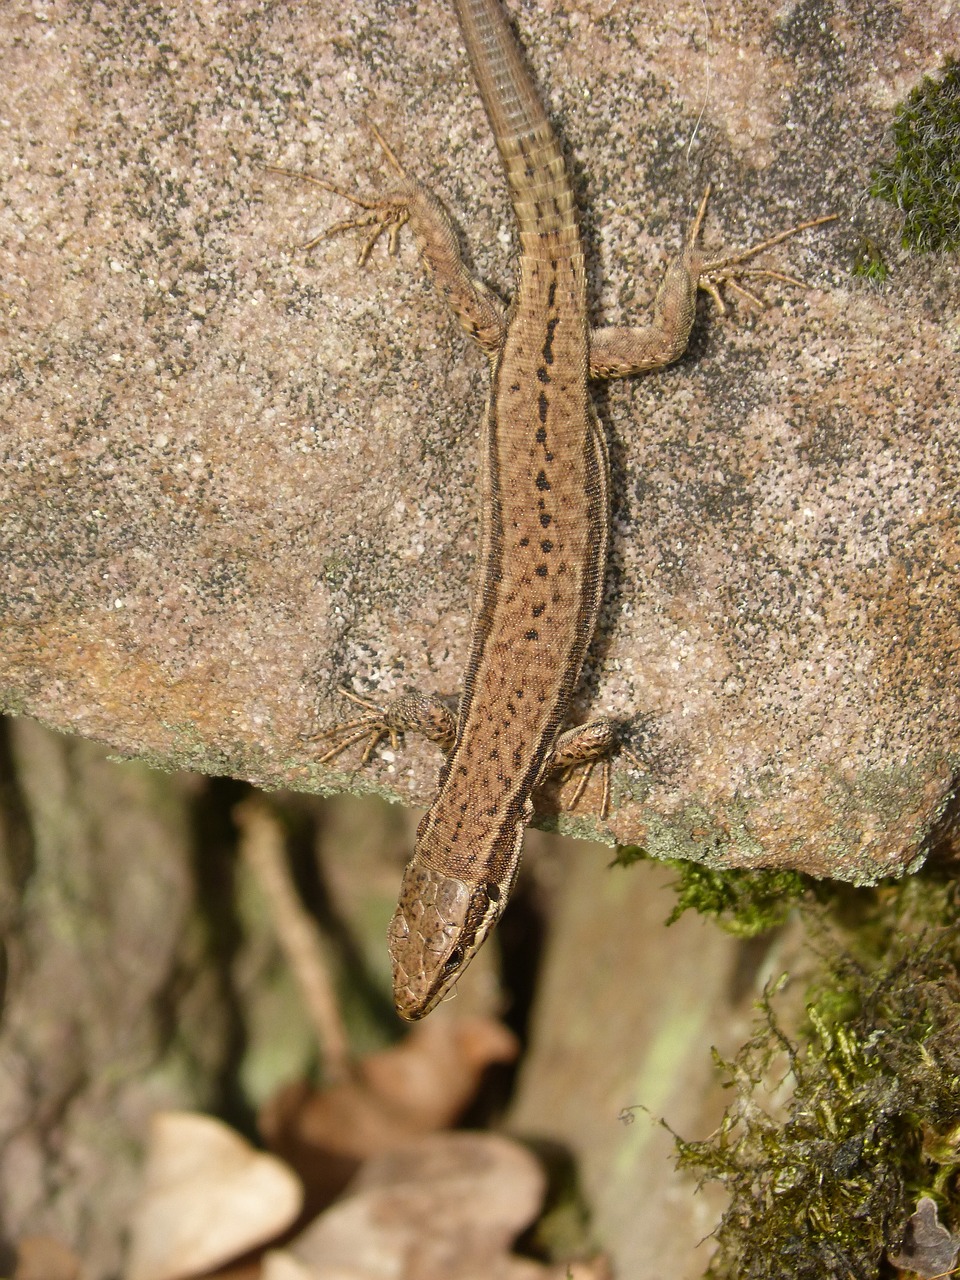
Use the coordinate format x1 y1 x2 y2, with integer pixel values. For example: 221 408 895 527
264 1250 608 1280
287 1131 544 1279
201 1261 265 1280
13 1235 81 1280
126 1111 303 1280
260 1251 358 1280
889 1196 960 1279
259 1253 318 1280
260 1016 518 1212
359 1015 518 1129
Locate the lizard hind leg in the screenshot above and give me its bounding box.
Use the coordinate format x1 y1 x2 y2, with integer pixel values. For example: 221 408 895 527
267 124 507 353
672 184 838 313
588 192 837 379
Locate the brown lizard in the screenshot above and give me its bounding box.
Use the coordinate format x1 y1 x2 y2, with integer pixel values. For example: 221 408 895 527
277 0 834 1019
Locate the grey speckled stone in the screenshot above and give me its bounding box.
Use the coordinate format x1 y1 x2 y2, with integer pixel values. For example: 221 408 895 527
2 0 958 881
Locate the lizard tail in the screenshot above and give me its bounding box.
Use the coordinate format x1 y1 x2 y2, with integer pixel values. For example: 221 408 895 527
451 0 551 145
451 0 579 247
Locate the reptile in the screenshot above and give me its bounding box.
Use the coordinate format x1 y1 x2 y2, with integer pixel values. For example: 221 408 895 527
277 0 834 1019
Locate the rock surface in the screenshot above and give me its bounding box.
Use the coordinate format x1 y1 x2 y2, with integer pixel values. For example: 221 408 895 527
2 0 958 880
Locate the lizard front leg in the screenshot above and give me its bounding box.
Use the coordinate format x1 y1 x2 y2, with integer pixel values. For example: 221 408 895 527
304 688 457 766
310 689 636 819
541 717 646 817
268 122 507 357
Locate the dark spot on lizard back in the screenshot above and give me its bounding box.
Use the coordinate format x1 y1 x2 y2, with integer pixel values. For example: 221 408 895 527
543 316 559 364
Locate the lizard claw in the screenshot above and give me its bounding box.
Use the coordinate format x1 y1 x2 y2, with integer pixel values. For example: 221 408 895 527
264 162 413 263
301 687 400 765
265 122 416 264
697 205 838 313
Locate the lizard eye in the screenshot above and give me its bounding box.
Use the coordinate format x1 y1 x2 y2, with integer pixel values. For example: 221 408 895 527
442 945 465 978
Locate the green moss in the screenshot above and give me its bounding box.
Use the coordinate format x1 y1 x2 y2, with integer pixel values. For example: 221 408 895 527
869 58 960 253
321 553 350 588
672 876 960 1280
852 236 890 284
662 862 812 935
519 1140 598 1264
617 845 812 936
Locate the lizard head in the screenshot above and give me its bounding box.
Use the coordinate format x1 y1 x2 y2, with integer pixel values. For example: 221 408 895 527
387 860 513 1020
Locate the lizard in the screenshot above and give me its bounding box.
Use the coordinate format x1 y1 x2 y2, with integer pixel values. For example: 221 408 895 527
276 0 834 1020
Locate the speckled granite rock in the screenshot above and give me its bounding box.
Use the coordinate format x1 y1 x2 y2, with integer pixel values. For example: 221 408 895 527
2 0 957 881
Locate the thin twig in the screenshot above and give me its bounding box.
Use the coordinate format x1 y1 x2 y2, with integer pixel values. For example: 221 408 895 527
234 795 352 1084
